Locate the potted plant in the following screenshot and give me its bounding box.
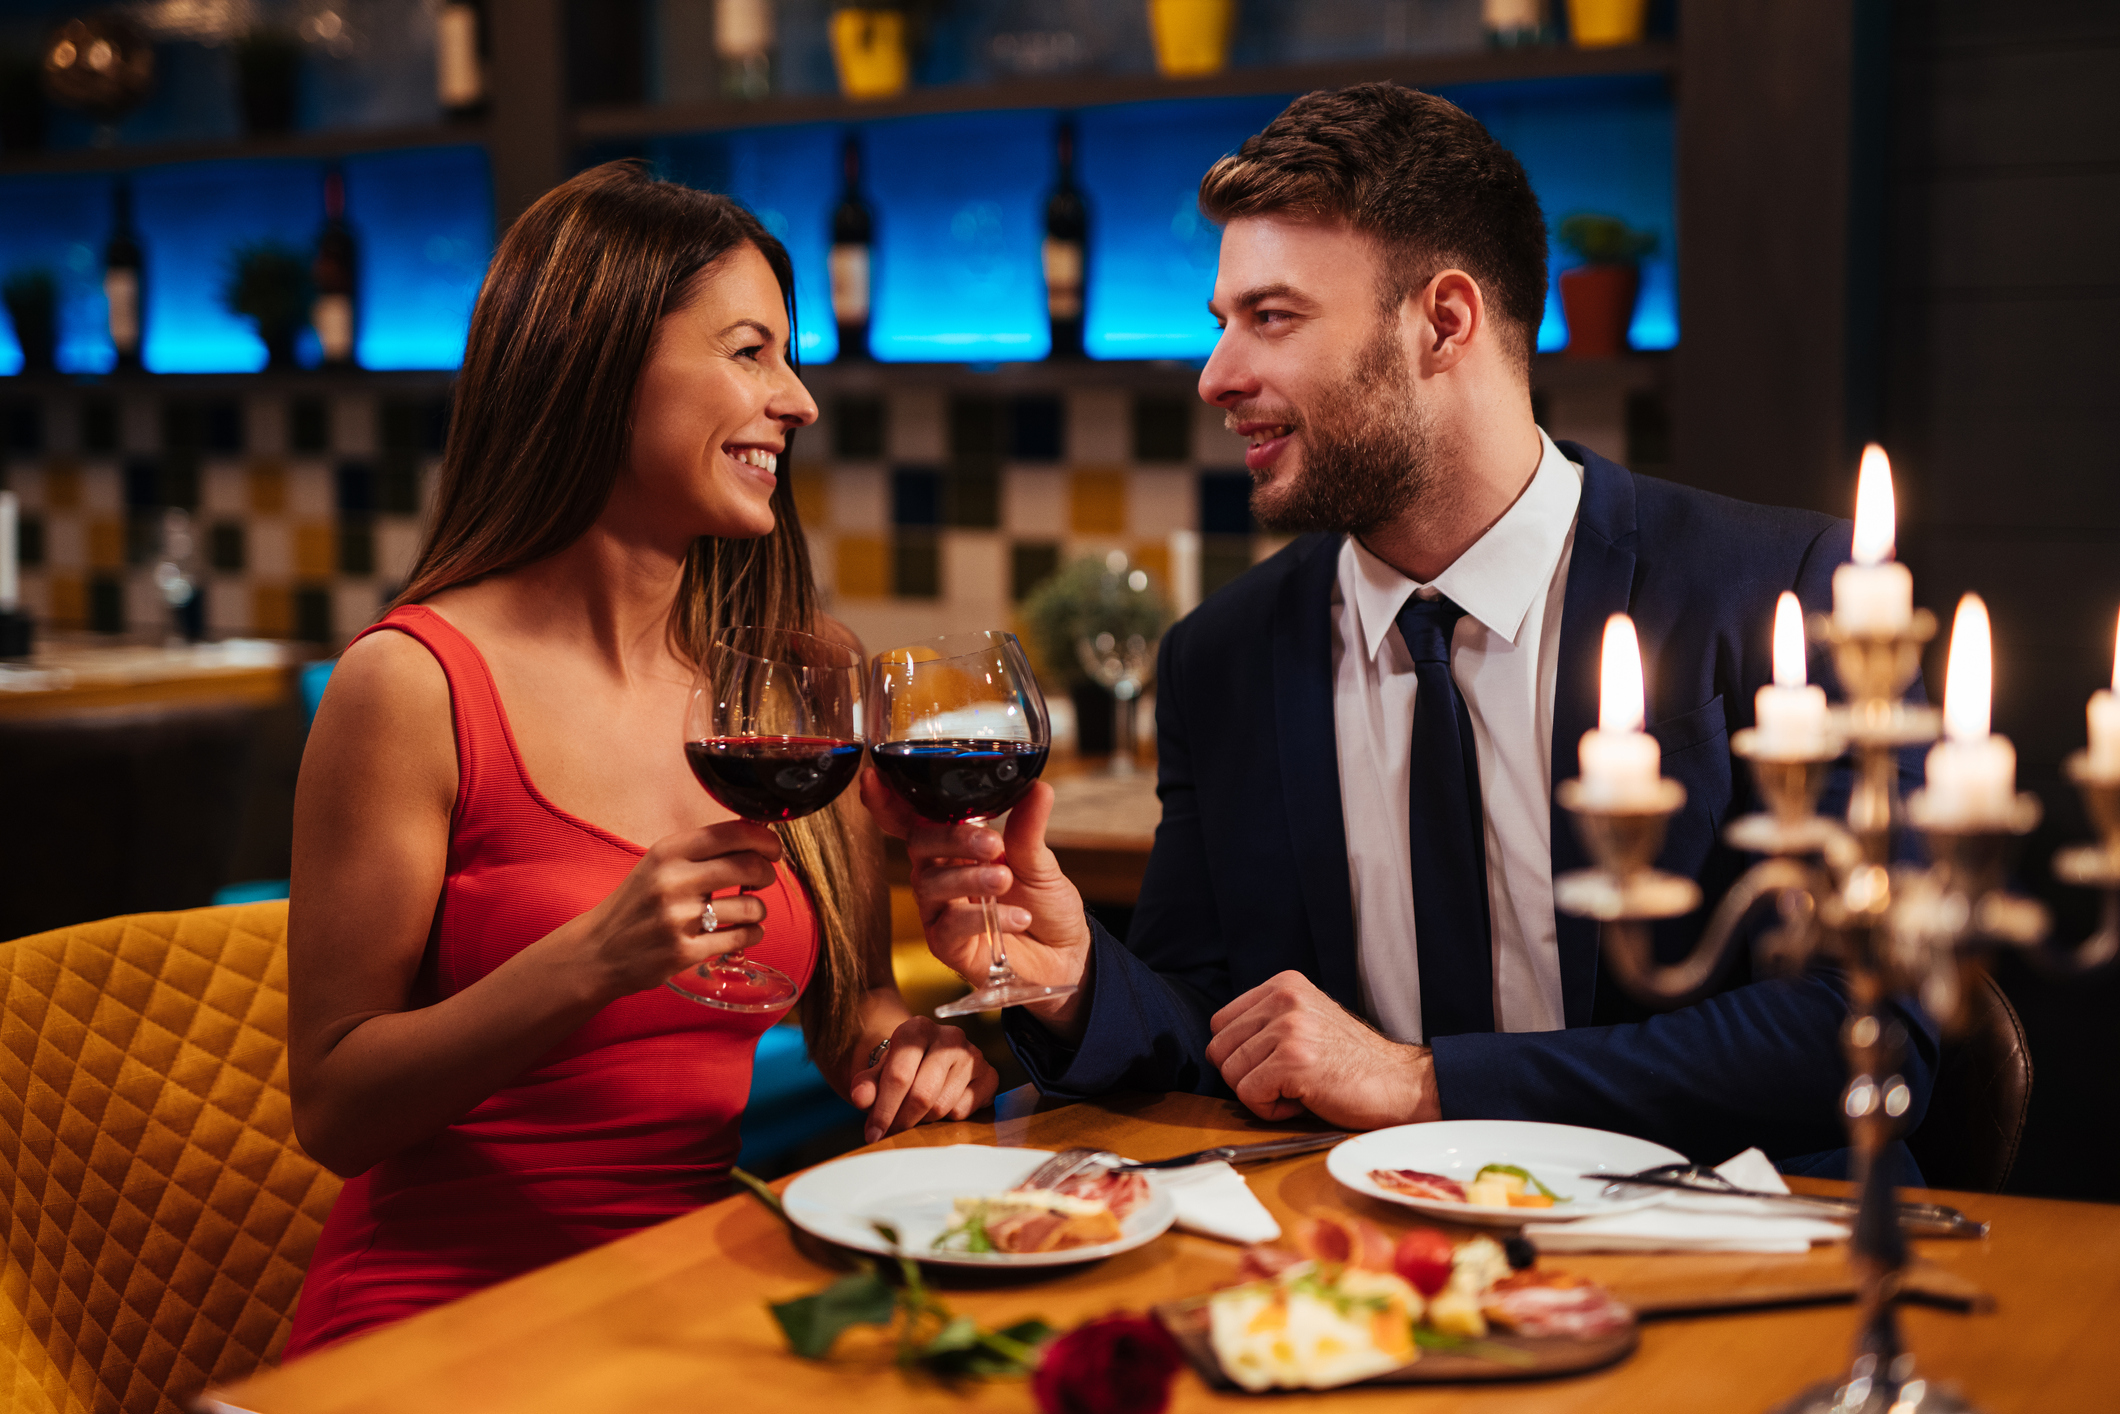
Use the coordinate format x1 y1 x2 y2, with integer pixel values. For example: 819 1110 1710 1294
1556 212 1655 360
233 27 302 136
3 269 57 373
222 241 312 370
1022 552 1170 760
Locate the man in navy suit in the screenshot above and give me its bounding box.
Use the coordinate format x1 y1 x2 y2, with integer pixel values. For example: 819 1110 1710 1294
862 84 1934 1169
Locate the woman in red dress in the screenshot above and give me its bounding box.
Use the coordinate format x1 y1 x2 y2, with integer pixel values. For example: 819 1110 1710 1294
281 164 998 1355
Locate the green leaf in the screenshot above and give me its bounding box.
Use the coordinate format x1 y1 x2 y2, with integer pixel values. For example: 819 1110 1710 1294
769 1270 898 1359
1412 1326 1540 1368
1473 1163 1570 1202
915 1317 1055 1379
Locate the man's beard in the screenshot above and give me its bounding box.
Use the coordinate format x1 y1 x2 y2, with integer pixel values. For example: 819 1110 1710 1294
1246 321 1435 537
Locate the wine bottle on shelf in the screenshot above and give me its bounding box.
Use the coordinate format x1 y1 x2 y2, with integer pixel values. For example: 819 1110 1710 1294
436 0 487 120
715 0 776 101
312 165 358 369
1044 117 1088 360
829 133 872 362
104 176 143 373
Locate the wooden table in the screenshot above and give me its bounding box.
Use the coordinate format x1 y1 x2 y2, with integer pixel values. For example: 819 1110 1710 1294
205 1092 2119 1414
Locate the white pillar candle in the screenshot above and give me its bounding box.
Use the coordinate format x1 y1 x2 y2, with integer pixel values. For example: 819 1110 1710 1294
1579 614 1665 808
0 490 17 611
1924 594 2018 825
2088 609 2120 778
1832 444 1913 634
1754 591 1830 756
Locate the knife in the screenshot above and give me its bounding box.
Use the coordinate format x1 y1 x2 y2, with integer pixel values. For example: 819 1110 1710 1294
1110 1132 1352 1171
1583 1171 1989 1239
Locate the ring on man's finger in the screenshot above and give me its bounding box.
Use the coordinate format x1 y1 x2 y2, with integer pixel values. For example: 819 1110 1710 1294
699 898 719 935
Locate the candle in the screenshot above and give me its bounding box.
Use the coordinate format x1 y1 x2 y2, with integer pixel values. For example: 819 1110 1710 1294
1832 444 1914 634
1923 594 2017 825
1579 613 1663 808
1754 592 1831 756
0 490 16 611
2088 609 2120 778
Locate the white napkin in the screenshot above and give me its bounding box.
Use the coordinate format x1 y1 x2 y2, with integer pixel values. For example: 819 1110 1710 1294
1529 1147 1850 1254
1149 1161 1283 1245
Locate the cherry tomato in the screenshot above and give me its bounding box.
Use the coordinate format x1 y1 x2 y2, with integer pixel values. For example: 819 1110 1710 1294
1394 1226 1455 1297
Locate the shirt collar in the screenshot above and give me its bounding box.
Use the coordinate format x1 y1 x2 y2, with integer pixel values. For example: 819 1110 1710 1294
1346 427 1584 662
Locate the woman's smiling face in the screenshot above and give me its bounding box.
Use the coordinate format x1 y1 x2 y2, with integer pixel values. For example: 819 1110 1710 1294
614 242 818 545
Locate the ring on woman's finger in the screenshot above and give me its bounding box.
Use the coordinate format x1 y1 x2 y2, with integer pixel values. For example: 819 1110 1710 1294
698 898 719 935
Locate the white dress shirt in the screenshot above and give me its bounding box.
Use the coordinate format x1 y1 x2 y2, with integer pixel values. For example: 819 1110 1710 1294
1330 428 1583 1044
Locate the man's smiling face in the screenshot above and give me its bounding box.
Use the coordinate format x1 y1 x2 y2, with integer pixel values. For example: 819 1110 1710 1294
1198 215 1436 537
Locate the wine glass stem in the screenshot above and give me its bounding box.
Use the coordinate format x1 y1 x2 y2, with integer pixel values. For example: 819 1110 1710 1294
978 894 1009 985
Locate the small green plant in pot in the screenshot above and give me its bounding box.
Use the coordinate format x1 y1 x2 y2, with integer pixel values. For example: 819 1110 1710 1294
1022 551 1170 762
222 241 312 370
3 268 57 373
1556 213 1655 361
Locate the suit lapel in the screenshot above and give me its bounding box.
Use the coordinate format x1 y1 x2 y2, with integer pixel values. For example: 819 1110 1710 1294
1272 533 1362 1010
1551 445 1639 1027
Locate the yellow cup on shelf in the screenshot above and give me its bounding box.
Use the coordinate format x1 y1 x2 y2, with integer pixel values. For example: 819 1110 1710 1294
1566 0 1649 48
830 8 908 100
1149 0 1234 78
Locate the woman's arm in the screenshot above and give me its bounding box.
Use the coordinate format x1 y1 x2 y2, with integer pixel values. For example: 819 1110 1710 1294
287 630 781 1177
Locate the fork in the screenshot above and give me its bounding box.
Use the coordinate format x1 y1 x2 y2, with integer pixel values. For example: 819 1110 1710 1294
1018 1147 1103 1191
1591 1162 1988 1238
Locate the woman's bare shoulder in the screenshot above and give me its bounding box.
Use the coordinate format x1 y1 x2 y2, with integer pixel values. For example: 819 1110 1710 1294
303 626 457 805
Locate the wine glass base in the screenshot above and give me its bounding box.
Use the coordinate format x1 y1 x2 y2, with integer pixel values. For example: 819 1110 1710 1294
663 960 798 1014
934 981 1079 1018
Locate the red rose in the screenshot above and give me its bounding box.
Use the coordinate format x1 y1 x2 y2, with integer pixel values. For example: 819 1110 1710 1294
1032 1313 1186 1414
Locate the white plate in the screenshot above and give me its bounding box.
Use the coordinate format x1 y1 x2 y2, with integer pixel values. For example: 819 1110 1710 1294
780 1144 1179 1268
1326 1121 1686 1226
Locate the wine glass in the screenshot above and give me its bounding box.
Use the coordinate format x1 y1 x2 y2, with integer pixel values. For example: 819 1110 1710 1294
869 630 1073 1017
675 625 865 1012
1075 629 1157 775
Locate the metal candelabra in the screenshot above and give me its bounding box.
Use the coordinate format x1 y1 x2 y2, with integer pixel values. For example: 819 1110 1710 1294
1554 608 2120 1414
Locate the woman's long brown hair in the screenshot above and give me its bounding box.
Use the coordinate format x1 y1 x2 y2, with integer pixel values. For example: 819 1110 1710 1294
393 161 872 1071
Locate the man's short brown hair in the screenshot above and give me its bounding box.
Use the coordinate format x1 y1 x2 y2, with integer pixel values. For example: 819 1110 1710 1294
1198 83 1548 373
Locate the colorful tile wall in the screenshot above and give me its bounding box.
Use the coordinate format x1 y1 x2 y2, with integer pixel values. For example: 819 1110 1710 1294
0 384 444 644
4 365 1659 653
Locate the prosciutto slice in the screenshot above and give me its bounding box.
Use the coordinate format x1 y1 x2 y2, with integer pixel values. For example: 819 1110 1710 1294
1369 1168 1469 1203
1044 1167 1151 1220
1481 1273 1634 1339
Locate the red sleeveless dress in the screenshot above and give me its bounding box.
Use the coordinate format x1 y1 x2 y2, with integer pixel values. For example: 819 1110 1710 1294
283 605 818 1356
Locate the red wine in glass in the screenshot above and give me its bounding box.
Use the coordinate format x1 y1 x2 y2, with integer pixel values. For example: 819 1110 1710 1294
868 631 1073 1018
674 627 864 1013
687 736 864 822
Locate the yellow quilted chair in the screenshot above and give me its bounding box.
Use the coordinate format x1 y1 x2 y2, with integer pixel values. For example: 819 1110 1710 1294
0 902 341 1414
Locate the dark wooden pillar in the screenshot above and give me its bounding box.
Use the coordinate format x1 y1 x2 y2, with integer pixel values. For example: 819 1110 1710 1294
1673 0 1863 515
489 0 569 229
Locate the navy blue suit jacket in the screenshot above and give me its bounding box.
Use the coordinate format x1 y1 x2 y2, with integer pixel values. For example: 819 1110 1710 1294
1006 445 1939 1166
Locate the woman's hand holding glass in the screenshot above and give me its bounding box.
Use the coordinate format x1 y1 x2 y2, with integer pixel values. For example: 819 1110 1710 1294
574 821 785 1000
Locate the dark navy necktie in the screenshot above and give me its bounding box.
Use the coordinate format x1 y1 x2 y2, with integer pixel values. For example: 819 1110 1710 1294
1394 594 1496 1039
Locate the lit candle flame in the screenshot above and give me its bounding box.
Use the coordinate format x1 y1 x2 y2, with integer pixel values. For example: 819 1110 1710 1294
1772 592 1806 689
1943 593 1992 742
1852 443 1895 567
1599 614 1645 734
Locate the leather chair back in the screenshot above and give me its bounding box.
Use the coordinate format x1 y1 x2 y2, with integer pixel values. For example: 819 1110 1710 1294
0 903 341 1414
1906 969 2033 1193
